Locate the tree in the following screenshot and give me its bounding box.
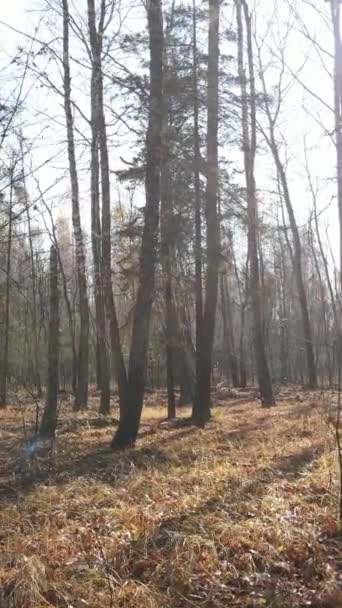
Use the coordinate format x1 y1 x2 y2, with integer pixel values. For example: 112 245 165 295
192 0 220 426
192 0 204 416
40 246 59 438
160 0 177 421
0 167 14 407
112 0 164 448
235 0 275 406
97 2 129 415
19 136 42 397
39 200 78 394
220 268 239 387
257 44 318 389
330 0 342 286
62 0 89 410
87 0 111 414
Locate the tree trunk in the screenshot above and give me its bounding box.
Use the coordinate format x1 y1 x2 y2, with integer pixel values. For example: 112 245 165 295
40 246 59 438
62 0 89 409
309 220 330 385
0 176 13 407
160 157 176 421
331 0 342 288
232 242 248 387
87 0 111 414
160 5 176 421
277 228 289 384
20 138 42 397
112 0 164 448
98 70 128 412
313 191 338 328
86 0 128 414
239 304 248 388
192 0 220 426
174 305 195 405
220 272 239 387
192 0 204 412
275 161 317 388
178 353 194 406
41 197 78 394
235 0 275 406
256 19 317 390
57 247 78 395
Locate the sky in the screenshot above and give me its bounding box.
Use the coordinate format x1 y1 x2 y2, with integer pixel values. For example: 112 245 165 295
0 0 340 267
0 0 31 54
0 0 146 207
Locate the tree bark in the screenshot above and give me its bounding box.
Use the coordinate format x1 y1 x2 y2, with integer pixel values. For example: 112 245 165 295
309 220 331 384
40 246 59 438
271 160 317 388
331 0 342 289
235 0 275 406
256 20 317 389
112 0 164 448
220 272 239 387
20 138 42 397
277 227 289 384
232 241 248 387
87 0 111 414
160 152 176 421
62 0 89 409
95 12 128 414
0 175 13 407
192 0 204 412
41 197 78 394
192 0 220 426
312 187 338 328
160 3 176 421
178 354 194 406
174 304 195 405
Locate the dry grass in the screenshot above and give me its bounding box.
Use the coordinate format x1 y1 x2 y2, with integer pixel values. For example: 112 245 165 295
0 392 341 607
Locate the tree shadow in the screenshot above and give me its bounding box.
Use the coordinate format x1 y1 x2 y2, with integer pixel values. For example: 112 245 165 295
97 442 327 607
132 443 325 552
0 405 324 508
0 410 329 606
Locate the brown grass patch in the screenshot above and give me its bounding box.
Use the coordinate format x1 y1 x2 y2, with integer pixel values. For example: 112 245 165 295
0 393 341 607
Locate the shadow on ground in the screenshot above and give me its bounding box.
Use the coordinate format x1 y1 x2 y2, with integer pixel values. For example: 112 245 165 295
0 400 324 510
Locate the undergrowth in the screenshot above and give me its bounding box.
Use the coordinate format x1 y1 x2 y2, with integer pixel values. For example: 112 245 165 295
0 395 341 607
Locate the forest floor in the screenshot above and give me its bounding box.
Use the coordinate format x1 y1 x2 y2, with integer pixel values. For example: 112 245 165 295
0 389 342 607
